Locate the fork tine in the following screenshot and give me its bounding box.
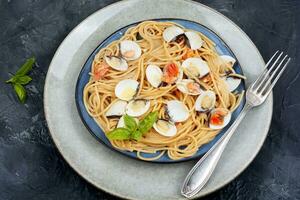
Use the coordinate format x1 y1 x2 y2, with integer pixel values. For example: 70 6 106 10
251 51 281 91
253 51 284 92
262 57 291 97
259 54 288 95
250 51 279 89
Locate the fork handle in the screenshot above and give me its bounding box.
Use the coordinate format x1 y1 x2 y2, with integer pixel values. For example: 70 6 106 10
181 103 252 198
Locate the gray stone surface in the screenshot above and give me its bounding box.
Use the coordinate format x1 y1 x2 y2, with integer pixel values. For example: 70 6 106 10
0 0 299 199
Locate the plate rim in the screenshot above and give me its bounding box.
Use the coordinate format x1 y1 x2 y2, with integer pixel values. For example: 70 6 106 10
74 17 247 163
44 0 273 199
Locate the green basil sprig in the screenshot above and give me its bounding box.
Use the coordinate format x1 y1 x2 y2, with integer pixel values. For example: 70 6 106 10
107 111 158 141
5 57 35 103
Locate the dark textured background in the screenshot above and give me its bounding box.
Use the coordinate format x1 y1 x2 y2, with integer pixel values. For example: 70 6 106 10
0 0 299 199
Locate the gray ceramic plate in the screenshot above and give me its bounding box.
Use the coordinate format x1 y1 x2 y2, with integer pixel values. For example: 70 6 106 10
44 0 273 199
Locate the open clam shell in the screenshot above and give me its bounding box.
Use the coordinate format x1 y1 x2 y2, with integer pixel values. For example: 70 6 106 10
115 79 139 101
176 79 202 95
224 76 241 92
220 55 236 68
104 56 128 71
184 31 203 50
125 99 151 117
146 64 163 88
182 57 210 78
166 100 189 122
209 108 231 130
153 119 177 137
105 100 128 117
163 26 185 42
195 90 216 112
120 40 142 61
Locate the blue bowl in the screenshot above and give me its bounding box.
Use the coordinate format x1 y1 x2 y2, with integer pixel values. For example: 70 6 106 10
75 19 246 163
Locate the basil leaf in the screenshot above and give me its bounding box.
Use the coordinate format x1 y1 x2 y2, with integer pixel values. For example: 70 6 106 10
107 112 158 141
5 77 16 84
123 115 137 131
131 130 143 141
6 75 32 85
16 57 35 76
17 75 32 85
13 83 26 103
107 128 131 140
137 111 158 134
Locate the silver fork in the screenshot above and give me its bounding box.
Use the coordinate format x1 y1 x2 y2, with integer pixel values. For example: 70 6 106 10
181 51 291 198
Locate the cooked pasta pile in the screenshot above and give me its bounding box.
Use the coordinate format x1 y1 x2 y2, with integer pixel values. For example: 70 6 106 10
83 21 245 161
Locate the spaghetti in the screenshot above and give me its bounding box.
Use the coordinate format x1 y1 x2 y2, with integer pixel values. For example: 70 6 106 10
83 21 245 161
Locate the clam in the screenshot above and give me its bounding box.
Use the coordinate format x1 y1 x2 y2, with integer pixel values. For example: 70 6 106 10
223 73 241 92
105 100 128 117
162 63 183 84
166 100 189 122
176 79 202 95
163 26 185 42
146 64 163 88
220 55 236 68
184 31 203 50
195 91 216 112
115 79 139 101
120 40 142 61
126 99 150 117
153 119 177 137
209 108 231 130
117 115 139 128
182 57 210 79
104 56 128 71
220 55 241 92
